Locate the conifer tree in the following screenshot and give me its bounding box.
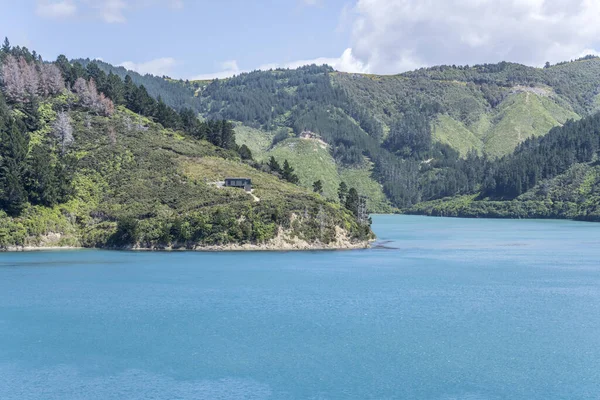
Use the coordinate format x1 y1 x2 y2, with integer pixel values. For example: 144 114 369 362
345 187 359 216
26 145 58 206
282 160 299 184
338 182 348 203
0 118 30 215
239 144 253 160
268 156 281 174
313 180 323 194
1 37 10 53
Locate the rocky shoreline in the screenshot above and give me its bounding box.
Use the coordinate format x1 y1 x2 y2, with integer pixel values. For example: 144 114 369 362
2 228 372 252
3 242 371 252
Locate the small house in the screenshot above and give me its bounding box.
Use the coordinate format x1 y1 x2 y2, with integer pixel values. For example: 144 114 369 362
225 177 252 192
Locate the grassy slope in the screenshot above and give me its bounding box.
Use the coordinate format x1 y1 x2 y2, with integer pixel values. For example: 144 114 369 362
334 72 581 158
432 114 483 156
255 137 393 213
0 101 370 248
483 92 579 157
233 124 274 156
263 138 341 199
338 163 395 213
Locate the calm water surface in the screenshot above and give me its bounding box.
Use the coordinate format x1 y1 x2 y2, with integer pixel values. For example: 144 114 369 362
1 215 600 399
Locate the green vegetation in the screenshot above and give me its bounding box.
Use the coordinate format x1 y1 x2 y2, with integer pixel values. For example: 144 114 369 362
233 124 274 156
188 58 600 209
0 41 373 249
483 92 578 158
338 163 394 213
432 115 482 157
7 36 600 223
264 138 340 199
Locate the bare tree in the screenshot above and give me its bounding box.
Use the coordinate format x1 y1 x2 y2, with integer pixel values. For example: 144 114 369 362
53 111 74 154
19 57 39 98
98 92 115 116
1 55 26 102
40 63 64 96
73 77 114 116
73 77 90 103
1 55 64 102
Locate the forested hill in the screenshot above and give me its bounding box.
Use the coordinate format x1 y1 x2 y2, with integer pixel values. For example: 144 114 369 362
73 58 202 112
69 51 600 219
408 110 600 221
0 40 373 250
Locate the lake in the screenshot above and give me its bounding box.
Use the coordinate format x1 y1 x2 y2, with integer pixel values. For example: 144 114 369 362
1 215 600 399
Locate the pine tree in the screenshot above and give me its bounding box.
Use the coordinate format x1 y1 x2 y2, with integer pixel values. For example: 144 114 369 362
268 156 281 174
219 120 236 150
104 72 125 104
345 187 359 216
338 182 348 203
282 159 299 184
0 118 30 215
238 144 253 160
26 145 58 206
313 180 323 194
1 37 10 53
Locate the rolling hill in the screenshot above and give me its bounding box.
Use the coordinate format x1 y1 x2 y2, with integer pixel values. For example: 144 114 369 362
72 53 600 216
0 45 373 250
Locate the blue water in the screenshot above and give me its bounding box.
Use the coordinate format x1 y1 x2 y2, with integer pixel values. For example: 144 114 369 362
1 215 600 399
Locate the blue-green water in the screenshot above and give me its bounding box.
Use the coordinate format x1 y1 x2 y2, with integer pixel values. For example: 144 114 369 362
1 215 600 399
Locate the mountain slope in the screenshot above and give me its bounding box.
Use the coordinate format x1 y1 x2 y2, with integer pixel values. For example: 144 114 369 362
0 48 373 250
0 101 372 249
406 162 600 222
407 111 600 221
71 56 600 211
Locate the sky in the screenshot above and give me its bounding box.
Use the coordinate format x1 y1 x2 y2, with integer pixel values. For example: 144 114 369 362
1 0 600 79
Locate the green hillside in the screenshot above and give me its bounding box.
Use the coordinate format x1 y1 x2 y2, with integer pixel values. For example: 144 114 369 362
483 91 579 157
0 102 371 249
338 163 395 213
0 45 373 250
263 138 341 199
63 52 600 213
432 114 482 156
406 161 600 222
249 136 393 213
233 124 274 156
407 111 600 221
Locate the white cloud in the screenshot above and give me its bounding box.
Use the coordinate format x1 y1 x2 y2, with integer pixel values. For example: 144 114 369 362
35 0 183 23
119 57 177 76
258 48 369 73
94 0 127 23
190 60 242 80
190 49 369 81
345 0 600 74
36 0 77 19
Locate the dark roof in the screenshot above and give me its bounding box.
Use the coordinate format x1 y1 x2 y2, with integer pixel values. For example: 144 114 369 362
225 177 251 180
